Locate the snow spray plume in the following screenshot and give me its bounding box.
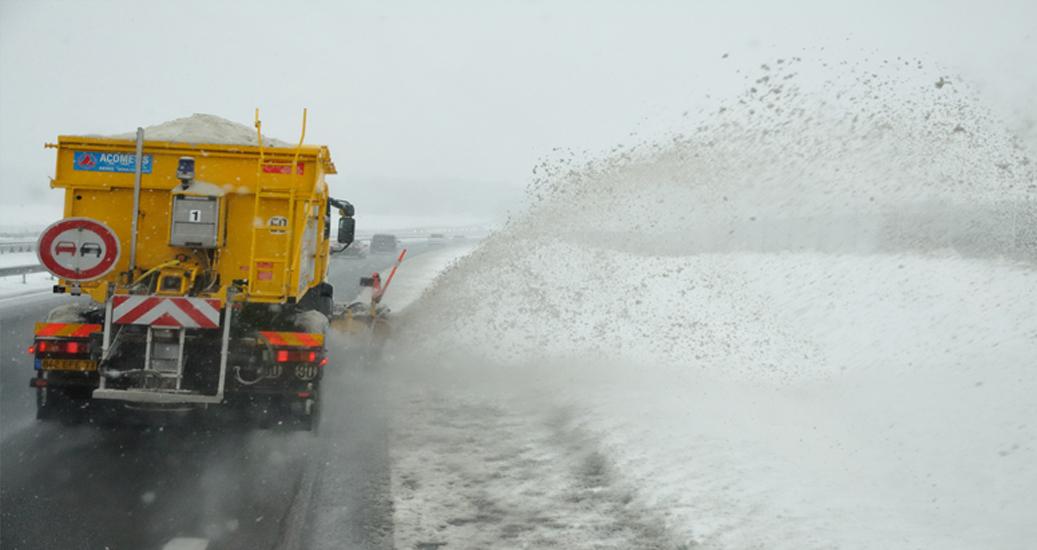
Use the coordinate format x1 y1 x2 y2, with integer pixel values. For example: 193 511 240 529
395 57 1037 372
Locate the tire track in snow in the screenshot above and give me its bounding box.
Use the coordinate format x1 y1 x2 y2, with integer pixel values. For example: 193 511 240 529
387 380 679 549
289 338 395 550
543 405 677 550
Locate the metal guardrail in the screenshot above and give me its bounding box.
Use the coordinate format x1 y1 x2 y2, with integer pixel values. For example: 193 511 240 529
0 264 46 276
354 224 496 241
0 264 48 284
0 240 36 254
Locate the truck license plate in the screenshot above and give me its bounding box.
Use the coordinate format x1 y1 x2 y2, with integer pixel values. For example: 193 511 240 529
40 358 97 372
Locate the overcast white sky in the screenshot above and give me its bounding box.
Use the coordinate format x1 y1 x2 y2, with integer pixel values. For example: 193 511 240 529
1 0 1034 230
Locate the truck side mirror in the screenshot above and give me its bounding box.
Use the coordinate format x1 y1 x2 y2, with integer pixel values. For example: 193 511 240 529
337 217 355 244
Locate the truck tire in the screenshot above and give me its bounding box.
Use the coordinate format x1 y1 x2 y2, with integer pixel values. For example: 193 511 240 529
254 396 279 430
301 395 320 432
36 387 88 424
35 387 60 421
280 392 319 432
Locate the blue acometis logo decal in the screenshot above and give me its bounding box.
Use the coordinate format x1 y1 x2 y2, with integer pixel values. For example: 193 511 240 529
74 151 153 174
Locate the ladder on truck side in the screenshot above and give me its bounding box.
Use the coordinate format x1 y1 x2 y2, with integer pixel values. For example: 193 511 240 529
92 293 234 404
247 185 296 300
247 108 309 301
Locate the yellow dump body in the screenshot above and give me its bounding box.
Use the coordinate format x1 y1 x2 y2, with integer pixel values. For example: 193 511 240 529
49 136 337 306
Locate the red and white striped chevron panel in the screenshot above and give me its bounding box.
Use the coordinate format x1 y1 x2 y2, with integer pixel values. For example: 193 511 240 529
112 296 222 329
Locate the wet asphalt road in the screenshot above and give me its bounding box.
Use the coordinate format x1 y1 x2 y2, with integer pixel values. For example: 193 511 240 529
0 248 420 550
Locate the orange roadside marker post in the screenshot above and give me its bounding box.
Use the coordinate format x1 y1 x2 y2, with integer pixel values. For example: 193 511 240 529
372 248 407 307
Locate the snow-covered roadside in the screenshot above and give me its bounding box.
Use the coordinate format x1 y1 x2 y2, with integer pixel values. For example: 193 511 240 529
0 271 54 300
380 245 477 312
352 244 478 313
386 247 1037 550
387 362 686 549
382 61 1037 549
0 251 38 268
0 251 50 299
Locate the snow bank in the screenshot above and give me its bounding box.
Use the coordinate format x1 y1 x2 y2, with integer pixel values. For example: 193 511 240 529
390 249 1037 549
351 244 478 314
0 239 50 301
104 113 293 147
378 244 478 313
387 60 1037 549
543 252 1037 550
0 251 38 269
0 271 53 299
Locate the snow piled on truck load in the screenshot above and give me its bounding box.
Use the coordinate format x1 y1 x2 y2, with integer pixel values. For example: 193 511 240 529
104 113 293 147
385 59 1037 550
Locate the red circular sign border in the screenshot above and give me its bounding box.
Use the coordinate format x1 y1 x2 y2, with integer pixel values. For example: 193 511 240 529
37 217 121 281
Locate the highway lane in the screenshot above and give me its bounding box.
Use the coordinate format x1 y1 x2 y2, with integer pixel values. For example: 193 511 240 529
0 292 79 441
0 248 419 550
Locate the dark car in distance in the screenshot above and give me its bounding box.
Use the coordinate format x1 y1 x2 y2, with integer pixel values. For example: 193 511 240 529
370 234 398 254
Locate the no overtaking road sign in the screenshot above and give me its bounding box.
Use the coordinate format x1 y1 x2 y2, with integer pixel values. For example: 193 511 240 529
37 218 121 281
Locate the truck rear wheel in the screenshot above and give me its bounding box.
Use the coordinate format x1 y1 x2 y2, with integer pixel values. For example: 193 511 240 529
250 397 317 431
35 387 60 421
300 396 320 432
280 393 319 432
36 387 89 424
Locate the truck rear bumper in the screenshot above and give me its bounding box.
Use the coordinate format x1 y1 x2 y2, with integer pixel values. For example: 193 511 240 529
92 388 223 404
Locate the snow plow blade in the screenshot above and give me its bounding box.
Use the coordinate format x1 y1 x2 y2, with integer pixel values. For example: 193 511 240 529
328 303 392 341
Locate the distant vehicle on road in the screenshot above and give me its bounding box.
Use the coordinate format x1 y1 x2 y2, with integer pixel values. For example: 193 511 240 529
452 235 466 241
370 234 398 254
428 233 447 246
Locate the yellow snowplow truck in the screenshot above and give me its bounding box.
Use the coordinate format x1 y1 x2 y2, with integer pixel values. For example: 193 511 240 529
29 113 355 430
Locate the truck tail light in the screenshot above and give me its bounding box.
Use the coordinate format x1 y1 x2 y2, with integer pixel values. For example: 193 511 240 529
32 339 90 356
274 349 322 364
